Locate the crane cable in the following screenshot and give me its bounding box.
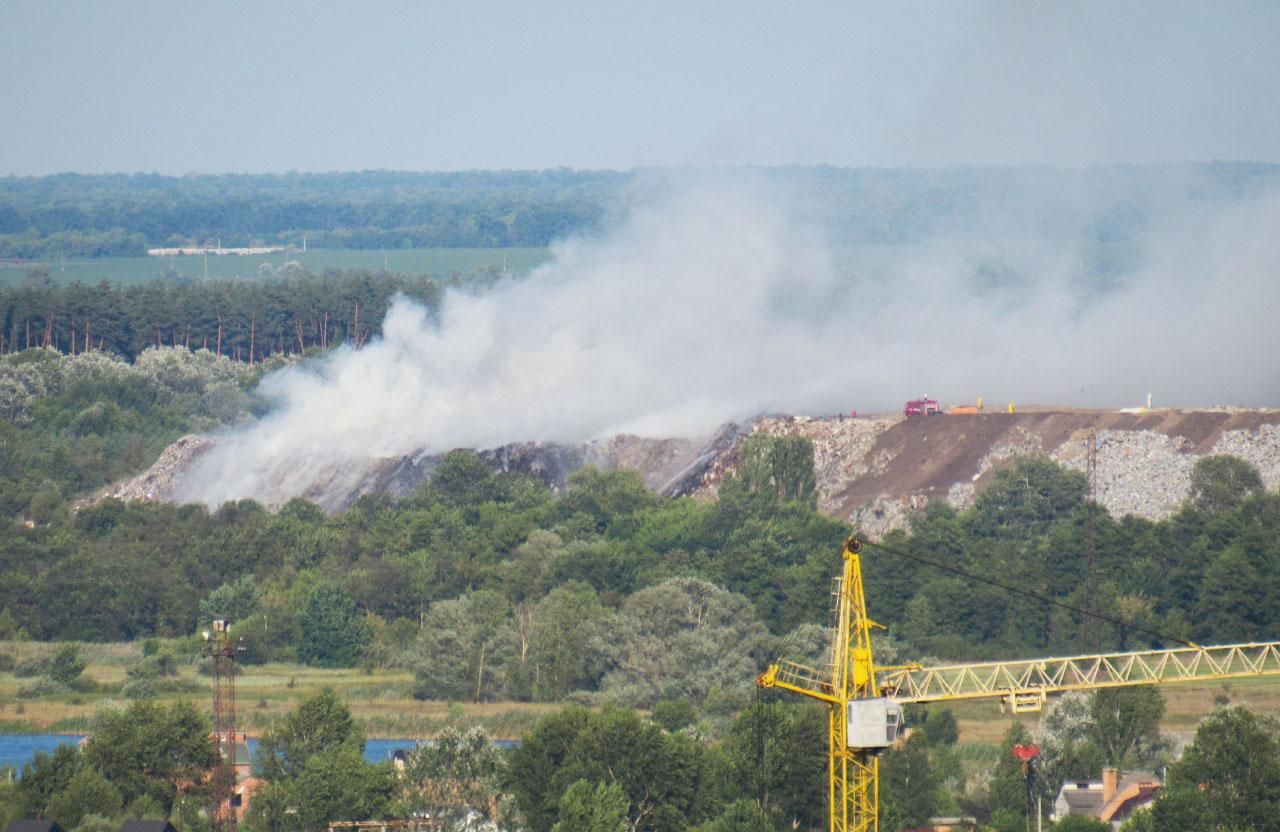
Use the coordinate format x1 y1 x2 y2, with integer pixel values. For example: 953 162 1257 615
859 537 1199 650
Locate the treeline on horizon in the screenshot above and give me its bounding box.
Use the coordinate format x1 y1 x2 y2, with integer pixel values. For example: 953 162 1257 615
3 163 1278 258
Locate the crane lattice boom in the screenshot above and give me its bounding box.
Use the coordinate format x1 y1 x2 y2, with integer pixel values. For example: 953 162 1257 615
879 641 1280 711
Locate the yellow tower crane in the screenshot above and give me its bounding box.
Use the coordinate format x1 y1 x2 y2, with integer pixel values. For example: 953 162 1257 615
757 535 1280 832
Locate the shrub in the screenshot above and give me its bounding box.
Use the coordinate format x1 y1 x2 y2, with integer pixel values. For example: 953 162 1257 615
17 677 68 698
13 655 46 678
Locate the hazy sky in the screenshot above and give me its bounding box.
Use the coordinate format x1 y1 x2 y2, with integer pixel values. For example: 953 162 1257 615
2 0 1277 175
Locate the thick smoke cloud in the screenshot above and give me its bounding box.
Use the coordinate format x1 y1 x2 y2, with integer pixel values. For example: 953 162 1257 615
177 173 1280 508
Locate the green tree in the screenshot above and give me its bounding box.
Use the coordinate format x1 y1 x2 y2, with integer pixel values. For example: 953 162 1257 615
1187 455 1263 516
523 581 614 700
1088 687 1164 767
277 746 396 831
1154 706 1280 832
988 722 1036 822
81 699 214 814
509 706 704 832
16 744 83 819
966 457 1086 541
199 574 262 625
720 433 817 508
46 643 87 686
413 589 515 702
718 701 826 832
879 732 938 831
297 582 368 668
553 779 630 832
695 799 777 832
603 577 769 710
257 687 363 781
45 766 123 828
922 708 959 747
403 726 505 824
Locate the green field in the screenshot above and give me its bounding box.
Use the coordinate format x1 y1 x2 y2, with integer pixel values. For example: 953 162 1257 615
0 247 553 288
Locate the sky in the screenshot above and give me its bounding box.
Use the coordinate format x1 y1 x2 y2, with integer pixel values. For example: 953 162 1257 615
2 0 1278 175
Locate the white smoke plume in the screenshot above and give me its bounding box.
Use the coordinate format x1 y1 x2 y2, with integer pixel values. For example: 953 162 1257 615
177 172 1280 509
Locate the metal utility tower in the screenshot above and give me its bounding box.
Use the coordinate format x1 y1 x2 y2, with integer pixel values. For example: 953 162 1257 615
1083 430 1100 650
203 620 242 832
758 535 1280 832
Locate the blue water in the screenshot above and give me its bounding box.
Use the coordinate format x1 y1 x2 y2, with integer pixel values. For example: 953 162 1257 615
0 734 85 771
0 734 517 774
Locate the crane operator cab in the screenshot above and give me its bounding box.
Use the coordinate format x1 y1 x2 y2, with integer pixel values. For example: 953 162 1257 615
846 698 904 751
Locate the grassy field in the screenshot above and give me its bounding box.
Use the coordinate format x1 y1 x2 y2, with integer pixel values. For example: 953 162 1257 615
0 247 553 287
0 641 557 739
5 639 1280 745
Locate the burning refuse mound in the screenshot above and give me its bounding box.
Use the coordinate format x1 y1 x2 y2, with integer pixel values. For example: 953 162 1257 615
89 407 1280 536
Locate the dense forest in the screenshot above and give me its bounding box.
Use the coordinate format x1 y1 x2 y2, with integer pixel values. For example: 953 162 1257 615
0 266 513 361
3 163 1278 258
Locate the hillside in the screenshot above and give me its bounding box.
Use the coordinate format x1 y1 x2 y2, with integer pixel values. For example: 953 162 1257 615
103 407 1280 531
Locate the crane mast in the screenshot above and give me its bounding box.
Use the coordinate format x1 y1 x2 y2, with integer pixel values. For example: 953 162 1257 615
758 535 1280 832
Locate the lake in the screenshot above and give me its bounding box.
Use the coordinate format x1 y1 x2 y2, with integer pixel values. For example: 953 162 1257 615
0 734 516 774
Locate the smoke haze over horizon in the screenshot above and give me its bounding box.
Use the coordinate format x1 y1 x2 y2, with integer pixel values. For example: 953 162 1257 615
176 172 1280 508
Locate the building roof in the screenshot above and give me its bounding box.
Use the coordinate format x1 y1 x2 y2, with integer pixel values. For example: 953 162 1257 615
1060 788 1106 814
1106 784 1162 822
7 821 65 832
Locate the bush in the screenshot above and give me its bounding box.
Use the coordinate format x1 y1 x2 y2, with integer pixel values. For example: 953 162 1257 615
47 644 87 685
122 676 158 699
17 677 68 698
652 699 697 732
13 655 46 678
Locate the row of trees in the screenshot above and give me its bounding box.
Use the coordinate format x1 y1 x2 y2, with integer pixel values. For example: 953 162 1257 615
4 163 1276 258
0 266 480 361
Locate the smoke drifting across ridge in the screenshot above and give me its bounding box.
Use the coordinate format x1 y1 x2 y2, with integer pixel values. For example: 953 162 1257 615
177 171 1280 509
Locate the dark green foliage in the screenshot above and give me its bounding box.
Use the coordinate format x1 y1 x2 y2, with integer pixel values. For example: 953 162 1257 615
553 779 631 832
509 706 706 832
250 688 394 831
402 726 506 823
256 687 363 781
879 732 938 831
298 582 368 668
46 766 123 829
0 169 616 259
16 743 83 818
719 433 817 509
46 643 87 685
694 799 777 832
988 723 1035 821
922 708 959 747
81 699 215 814
1154 706 1280 832
716 701 826 832
1088 687 1164 766
1188 455 1264 517
651 699 697 733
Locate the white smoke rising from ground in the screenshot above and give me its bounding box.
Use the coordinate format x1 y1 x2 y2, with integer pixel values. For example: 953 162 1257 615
177 173 1280 509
